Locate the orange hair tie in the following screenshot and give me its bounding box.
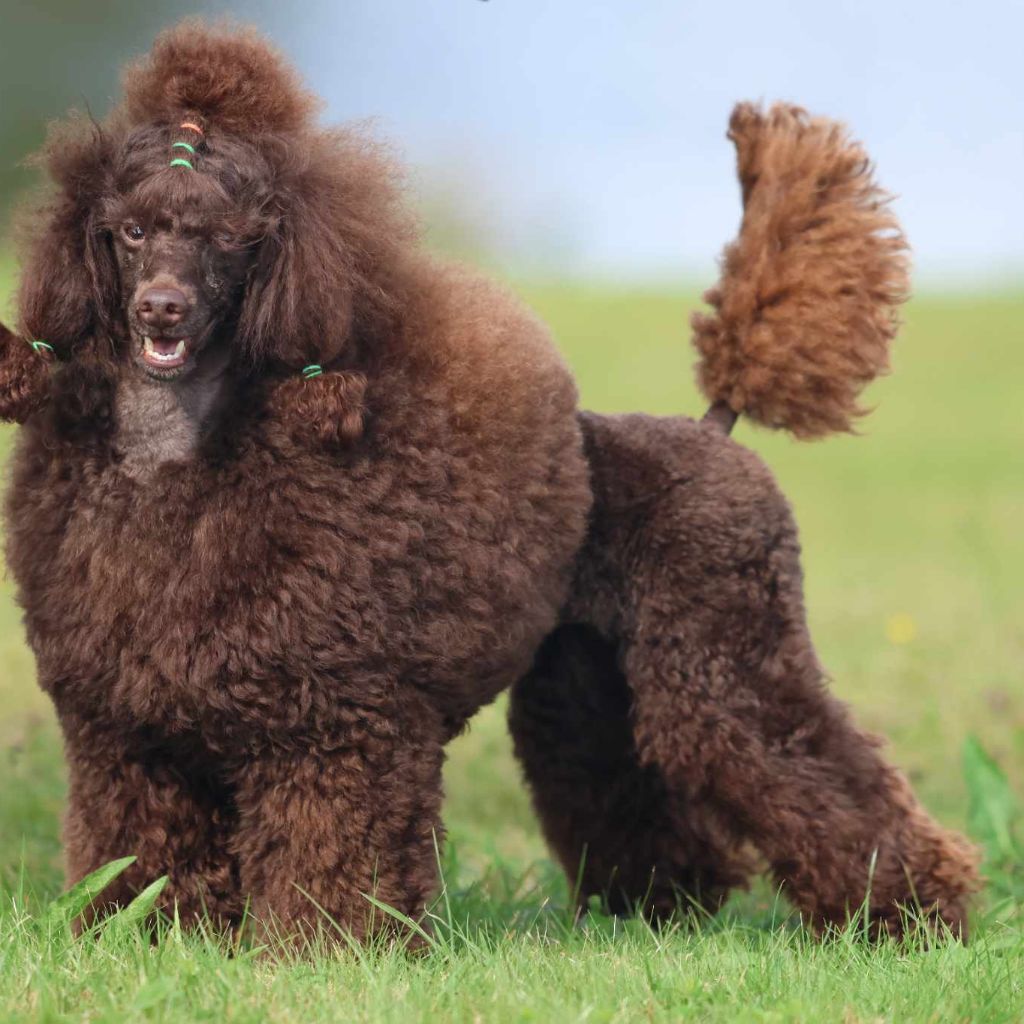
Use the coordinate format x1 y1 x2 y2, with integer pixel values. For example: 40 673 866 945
179 121 204 135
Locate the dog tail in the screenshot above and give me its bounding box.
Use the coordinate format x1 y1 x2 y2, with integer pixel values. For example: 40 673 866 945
692 102 909 439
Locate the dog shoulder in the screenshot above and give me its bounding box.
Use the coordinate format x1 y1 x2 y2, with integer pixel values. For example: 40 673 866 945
400 261 579 444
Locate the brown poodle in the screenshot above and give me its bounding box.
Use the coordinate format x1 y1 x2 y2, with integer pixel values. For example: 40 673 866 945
0 22 977 944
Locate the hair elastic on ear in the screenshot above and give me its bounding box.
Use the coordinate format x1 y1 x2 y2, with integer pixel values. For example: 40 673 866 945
171 141 196 155
302 364 323 380
179 121 204 135
169 158 194 170
28 339 54 357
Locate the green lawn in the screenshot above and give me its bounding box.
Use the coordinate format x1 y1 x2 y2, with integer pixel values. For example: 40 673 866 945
1 274 1022 1022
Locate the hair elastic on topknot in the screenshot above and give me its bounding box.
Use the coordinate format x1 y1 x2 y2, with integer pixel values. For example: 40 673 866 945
168 118 204 170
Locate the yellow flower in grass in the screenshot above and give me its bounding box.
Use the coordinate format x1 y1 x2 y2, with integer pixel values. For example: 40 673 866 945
885 613 917 645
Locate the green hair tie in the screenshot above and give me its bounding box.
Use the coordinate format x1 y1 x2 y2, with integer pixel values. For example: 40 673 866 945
28 339 54 356
171 141 196 155
169 158 194 170
302 364 323 380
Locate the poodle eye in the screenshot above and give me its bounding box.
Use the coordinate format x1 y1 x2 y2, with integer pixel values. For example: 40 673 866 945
122 223 146 244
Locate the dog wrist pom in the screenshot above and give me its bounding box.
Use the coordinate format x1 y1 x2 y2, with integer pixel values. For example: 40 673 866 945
0 326 55 424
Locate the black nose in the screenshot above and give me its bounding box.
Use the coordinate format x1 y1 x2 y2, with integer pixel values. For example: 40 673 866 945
136 287 190 331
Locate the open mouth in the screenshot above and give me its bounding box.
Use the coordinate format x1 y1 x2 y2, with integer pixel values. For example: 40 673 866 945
140 335 192 374
132 333 195 378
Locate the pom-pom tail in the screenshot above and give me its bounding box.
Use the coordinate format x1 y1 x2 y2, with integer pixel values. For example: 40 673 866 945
692 102 910 439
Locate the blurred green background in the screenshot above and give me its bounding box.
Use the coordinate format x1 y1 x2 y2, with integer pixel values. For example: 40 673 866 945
1 0 1021 906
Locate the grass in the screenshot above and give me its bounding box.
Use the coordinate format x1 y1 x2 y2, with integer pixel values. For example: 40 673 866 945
0 268 1022 1021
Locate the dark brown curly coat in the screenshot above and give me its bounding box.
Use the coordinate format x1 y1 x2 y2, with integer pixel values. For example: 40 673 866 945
0 22 977 944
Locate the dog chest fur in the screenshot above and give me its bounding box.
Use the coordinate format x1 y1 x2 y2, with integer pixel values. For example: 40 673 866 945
112 351 233 476
5 330 590 748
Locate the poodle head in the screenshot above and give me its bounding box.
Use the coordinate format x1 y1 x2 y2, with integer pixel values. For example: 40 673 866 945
12 21 414 441
88 122 277 384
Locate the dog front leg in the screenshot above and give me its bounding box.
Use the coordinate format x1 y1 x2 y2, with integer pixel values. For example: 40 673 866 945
59 713 241 931
231 698 445 946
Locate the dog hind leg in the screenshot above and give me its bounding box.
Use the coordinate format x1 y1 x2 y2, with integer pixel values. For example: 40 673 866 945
509 622 751 920
622 541 980 938
588 414 981 938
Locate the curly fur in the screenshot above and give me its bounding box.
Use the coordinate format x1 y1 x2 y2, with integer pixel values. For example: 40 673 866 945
0 22 977 945
692 102 909 438
119 20 320 137
0 325 53 423
12 21 414 443
265 370 368 446
512 415 979 935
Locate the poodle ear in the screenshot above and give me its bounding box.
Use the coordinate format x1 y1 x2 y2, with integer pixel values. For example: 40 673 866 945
237 152 370 445
16 117 119 351
264 368 369 447
1 118 117 422
238 130 412 446
236 154 357 370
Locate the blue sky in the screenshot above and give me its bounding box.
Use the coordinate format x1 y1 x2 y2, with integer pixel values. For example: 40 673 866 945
16 0 1024 284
